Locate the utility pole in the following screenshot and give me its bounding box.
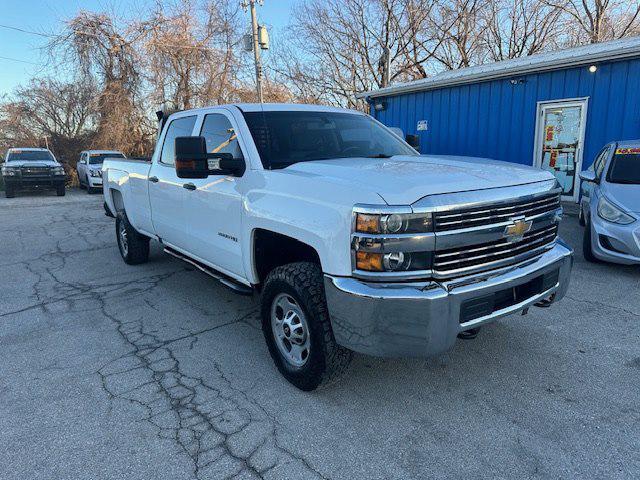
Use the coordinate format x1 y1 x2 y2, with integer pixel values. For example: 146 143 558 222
245 0 263 103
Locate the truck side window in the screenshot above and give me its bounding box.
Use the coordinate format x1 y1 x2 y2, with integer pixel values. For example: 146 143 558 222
200 114 243 159
160 116 197 166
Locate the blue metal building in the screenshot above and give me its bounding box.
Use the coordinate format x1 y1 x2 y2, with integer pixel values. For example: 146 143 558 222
360 37 640 202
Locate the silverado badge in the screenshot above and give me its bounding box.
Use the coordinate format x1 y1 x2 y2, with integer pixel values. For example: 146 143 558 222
504 217 532 243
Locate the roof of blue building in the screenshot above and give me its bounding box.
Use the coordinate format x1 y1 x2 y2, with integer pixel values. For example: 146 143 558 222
358 36 640 99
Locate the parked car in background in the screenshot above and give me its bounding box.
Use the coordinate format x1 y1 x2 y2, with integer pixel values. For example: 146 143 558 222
579 141 640 264
1 148 66 198
102 103 573 391
77 150 126 193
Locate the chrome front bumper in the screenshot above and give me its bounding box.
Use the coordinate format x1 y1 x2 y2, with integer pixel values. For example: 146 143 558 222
324 239 573 357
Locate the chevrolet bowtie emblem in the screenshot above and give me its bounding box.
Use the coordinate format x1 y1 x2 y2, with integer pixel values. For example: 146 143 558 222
504 217 532 242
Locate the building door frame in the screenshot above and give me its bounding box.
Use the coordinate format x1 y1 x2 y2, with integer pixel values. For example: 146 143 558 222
533 97 589 203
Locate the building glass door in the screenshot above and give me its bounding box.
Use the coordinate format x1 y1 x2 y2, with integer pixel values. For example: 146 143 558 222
535 99 587 202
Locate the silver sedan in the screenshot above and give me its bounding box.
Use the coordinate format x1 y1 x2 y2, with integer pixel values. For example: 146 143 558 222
579 141 640 264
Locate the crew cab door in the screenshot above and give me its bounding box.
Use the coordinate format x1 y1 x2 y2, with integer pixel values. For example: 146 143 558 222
183 110 246 280
148 114 198 249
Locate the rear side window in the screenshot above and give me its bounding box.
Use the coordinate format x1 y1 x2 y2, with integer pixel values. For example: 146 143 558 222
160 116 197 166
608 148 640 185
199 114 243 158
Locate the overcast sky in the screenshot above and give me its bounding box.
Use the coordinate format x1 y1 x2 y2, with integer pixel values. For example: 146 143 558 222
0 0 295 94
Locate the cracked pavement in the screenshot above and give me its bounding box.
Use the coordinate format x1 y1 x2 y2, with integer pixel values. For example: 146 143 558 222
1 189 638 479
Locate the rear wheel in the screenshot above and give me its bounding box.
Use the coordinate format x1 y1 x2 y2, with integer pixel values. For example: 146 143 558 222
578 204 586 226
261 262 352 391
116 212 150 265
5 185 15 198
56 185 65 196
583 220 598 263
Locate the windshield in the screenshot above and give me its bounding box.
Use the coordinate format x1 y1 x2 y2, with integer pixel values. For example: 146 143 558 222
7 150 54 162
89 153 124 165
608 149 640 184
242 111 417 169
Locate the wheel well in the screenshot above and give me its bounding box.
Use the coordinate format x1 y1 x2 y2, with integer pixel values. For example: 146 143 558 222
253 229 321 285
110 189 125 213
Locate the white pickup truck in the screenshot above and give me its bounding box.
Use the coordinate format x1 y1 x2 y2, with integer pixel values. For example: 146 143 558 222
103 103 573 390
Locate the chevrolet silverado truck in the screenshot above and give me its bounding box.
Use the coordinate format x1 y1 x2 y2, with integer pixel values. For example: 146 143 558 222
103 104 573 391
2 148 66 198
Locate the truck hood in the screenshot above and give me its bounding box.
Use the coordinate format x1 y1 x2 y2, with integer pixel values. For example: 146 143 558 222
284 155 554 205
602 182 640 214
4 160 60 167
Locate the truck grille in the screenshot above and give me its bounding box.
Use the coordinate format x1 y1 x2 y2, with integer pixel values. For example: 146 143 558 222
434 224 558 277
21 166 51 177
434 193 561 232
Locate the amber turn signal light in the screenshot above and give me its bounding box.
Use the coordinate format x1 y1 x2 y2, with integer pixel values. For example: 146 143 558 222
356 251 383 271
355 213 380 233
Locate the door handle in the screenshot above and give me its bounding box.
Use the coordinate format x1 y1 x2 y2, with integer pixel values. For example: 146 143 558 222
148 176 159 183
183 183 196 191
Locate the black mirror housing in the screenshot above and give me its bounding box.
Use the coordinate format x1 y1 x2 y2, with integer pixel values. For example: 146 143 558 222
406 134 420 151
175 136 245 178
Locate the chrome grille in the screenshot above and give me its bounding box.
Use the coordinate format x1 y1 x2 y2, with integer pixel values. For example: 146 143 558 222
21 166 51 176
434 224 558 277
434 193 561 232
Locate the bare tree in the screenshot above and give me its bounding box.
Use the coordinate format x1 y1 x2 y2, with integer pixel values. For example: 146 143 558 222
546 0 640 44
140 0 244 110
0 78 99 167
481 0 564 61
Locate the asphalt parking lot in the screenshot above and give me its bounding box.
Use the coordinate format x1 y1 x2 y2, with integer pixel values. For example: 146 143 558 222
1 189 638 479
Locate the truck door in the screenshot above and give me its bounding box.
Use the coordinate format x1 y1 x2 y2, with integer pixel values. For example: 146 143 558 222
183 111 246 280
148 114 197 249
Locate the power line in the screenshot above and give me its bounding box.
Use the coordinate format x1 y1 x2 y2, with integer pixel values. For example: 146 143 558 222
0 23 54 38
0 55 42 65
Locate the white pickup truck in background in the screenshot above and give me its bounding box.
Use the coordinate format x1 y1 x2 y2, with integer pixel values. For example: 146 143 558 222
103 104 573 391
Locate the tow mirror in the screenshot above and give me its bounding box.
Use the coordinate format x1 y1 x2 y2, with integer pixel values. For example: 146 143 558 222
579 170 597 183
175 136 245 178
405 134 420 151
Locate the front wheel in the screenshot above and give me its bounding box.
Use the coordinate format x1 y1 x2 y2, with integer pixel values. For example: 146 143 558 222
261 262 353 391
56 185 65 196
5 185 15 198
116 212 150 265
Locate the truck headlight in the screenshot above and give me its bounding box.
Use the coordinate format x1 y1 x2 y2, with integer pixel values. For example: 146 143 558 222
352 207 434 277
53 166 65 175
2 166 20 176
355 212 433 234
597 196 635 225
89 169 101 177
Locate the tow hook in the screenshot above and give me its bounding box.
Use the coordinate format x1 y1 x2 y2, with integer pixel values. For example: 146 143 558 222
534 293 556 308
457 327 481 340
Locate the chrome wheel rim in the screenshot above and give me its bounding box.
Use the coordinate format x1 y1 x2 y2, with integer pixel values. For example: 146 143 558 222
270 293 310 368
118 221 129 257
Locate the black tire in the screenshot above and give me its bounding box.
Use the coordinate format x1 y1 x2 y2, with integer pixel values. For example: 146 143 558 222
583 220 598 263
5 185 15 198
578 204 586 226
56 185 66 196
116 211 150 265
78 173 85 189
261 262 353 391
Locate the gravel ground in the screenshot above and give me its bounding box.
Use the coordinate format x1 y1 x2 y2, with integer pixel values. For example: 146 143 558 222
0 189 638 480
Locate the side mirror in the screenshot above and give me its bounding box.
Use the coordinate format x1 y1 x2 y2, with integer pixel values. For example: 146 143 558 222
579 170 597 183
405 134 420 151
175 136 245 178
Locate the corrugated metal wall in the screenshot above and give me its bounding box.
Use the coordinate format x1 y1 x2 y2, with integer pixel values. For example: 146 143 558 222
371 57 640 170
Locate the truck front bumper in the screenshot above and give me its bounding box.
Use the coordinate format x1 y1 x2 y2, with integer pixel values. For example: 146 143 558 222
324 239 573 357
4 176 65 189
